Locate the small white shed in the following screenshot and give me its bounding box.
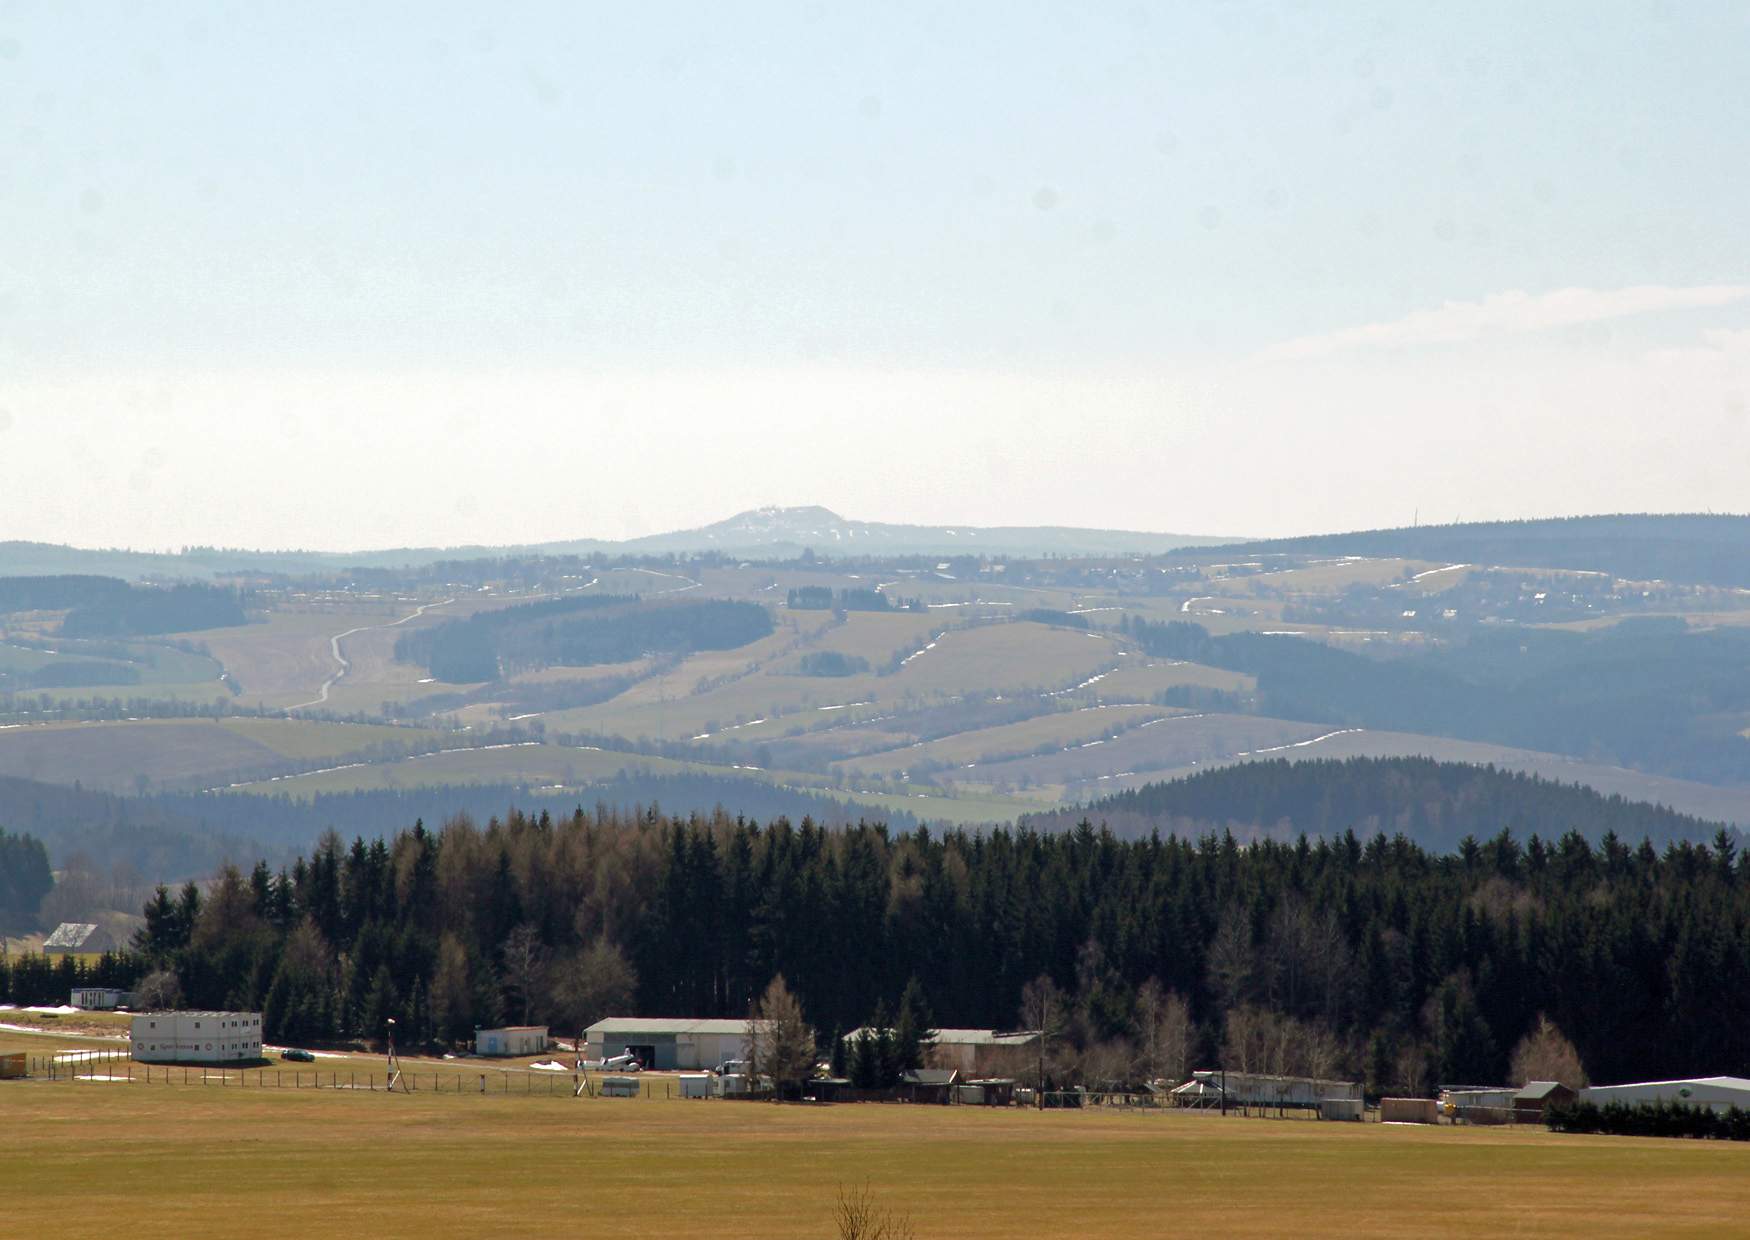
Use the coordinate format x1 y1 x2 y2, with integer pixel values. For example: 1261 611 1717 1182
475 1026 548 1057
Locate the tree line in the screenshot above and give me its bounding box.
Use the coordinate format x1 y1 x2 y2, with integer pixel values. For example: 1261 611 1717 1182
122 804 1750 1093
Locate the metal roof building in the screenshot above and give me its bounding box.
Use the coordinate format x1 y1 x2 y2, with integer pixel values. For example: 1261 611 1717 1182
584 1017 769 1071
842 1027 1041 1076
1581 1076 1750 1114
43 923 117 957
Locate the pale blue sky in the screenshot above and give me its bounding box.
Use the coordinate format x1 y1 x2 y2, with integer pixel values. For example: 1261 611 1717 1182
2 1 1748 547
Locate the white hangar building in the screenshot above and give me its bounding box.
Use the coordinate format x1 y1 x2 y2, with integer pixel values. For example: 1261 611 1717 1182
584 1017 765 1070
1581 1076 1750 1114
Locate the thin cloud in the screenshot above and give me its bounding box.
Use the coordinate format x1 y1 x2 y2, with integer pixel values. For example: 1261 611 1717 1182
1262 285 1750 361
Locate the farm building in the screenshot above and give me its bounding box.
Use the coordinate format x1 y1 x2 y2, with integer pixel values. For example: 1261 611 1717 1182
1581 1076 1750 1114
1170 1071 1363 1110
898 1068 959 1105
42 923 117 959
475 1026 548 1057
841 1027 1041 1077
584 1017 768 1070
1440 1085 1519 1123
70 987 133 1011
961 1078 1018 1107
130 1012 262 1064
1514 1080 1578 1121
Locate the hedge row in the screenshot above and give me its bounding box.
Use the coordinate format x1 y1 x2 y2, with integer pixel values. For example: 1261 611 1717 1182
1546 1099 1750 1141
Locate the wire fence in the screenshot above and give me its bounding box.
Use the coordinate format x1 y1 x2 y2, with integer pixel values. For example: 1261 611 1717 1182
20 1051 703 1099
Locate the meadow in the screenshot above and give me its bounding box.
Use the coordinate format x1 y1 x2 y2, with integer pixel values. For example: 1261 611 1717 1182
2 1070 1746 1239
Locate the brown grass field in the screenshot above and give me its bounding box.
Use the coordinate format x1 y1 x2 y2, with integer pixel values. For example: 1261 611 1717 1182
3 1069 1747 1239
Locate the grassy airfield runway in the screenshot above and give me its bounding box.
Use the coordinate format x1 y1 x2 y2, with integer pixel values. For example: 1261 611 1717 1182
4 1070 1748 1239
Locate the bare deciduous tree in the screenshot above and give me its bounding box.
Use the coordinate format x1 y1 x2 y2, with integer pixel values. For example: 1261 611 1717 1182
499 923 546 1025
748 974 815 1095
1509 1013 1587 1088
834 1182 916 1240
1393 1042 1430 1097
1133 978 1194 1085
134 968 183 1010
1205 905 1255 1013
548 938 638 1034
1018 973 1067 1102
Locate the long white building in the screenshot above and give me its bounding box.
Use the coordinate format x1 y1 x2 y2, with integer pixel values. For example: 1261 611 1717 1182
130 1012 263 1064
1581 1076 1750 1114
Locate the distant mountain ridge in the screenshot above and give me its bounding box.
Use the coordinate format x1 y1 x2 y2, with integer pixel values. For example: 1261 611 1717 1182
0 507 1231 580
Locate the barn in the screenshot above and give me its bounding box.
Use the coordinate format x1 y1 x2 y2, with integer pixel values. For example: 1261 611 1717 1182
130 1012 262 1064
1581 1076 1750 1114
584 1017 767 1070
43 923 117 960
1514 1080 1578 1121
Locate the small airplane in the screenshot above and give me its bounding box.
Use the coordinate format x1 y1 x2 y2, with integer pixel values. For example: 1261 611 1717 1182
576 1052 641 1072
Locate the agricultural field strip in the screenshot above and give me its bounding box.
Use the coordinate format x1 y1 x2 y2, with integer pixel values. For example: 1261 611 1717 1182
208 739 548 791
837 704 1178 776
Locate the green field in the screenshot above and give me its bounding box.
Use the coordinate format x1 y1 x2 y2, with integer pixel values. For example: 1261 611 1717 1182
1 1073 1745 1238
838 704 1174 777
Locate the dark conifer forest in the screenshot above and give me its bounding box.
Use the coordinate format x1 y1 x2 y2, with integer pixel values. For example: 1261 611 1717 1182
31 800 1745 1093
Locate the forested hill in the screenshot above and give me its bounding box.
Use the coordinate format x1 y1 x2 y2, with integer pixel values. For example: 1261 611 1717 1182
1191 514 1750 587
1027 757 1733 851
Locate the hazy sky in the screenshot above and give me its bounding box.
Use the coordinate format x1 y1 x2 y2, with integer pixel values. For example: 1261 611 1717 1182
3 1 1748 549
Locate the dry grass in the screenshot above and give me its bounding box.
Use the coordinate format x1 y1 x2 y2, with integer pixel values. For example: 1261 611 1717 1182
1 1078 1746 1239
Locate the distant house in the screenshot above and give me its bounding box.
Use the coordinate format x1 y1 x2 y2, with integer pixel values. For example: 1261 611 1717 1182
1514 1080 1578 1121
475 1026 548 1057
42 923 117 959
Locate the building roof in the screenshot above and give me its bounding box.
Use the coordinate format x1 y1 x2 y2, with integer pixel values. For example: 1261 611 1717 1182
1586 1076 1750 1093
843 1026 1040 1046
476 1025 548 1035
43 923 107 950
1516 1080 1573 1100
131 1010 260 1019
901 1068 960 1086
585 1017 763 1037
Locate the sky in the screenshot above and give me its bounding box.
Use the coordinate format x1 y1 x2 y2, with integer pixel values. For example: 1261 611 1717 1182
2 0 1748 550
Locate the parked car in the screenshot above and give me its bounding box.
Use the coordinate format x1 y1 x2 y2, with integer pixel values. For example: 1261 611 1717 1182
280 1048 315 1062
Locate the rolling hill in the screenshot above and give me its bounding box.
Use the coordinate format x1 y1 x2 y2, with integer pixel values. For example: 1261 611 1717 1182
1027 755 1738 850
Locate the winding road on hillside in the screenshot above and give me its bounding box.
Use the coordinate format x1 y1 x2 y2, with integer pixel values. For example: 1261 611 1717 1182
286 598 454 712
